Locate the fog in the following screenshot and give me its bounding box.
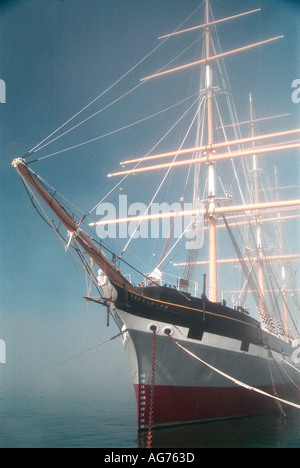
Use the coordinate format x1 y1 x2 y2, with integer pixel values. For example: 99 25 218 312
0 304 134 408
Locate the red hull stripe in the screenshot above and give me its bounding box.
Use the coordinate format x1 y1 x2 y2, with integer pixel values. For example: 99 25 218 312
134 384 298 427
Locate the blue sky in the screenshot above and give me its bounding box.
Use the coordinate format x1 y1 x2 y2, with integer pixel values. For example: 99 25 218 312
0 0 299 410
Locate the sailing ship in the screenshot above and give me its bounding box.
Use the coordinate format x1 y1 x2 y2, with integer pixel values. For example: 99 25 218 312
12 0 300 433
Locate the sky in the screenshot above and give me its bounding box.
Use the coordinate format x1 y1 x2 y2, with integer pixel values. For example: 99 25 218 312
0 0 299 415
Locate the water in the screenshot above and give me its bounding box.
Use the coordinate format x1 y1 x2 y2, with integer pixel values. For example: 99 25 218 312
0 393 299 448
0 394 137 448
145 410 300 449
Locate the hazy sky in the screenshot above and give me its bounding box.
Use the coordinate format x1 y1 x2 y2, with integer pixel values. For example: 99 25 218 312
0 0 299 411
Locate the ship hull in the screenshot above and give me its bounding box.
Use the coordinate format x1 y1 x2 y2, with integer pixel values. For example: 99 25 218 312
117 307 300 429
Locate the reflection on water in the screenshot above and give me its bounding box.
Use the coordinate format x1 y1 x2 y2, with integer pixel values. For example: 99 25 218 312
0 393 298 447
138 410 300 448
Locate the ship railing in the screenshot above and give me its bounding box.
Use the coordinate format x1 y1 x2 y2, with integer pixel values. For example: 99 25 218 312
124 273 257 312
123 272 201 296
142 273 201 297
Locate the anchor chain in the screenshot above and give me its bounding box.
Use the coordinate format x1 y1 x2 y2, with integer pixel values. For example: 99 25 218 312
146 326 157 449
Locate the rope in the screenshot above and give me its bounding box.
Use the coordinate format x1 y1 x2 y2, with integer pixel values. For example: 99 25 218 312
146 327 157 449
272 352 300 392
266 354 287 417
273 351 300 376
120 95 204 258
28 38 170 156
31 92 200 164
27 2 204 158
167 334 300 410
86 93 200 221
0 330 127 399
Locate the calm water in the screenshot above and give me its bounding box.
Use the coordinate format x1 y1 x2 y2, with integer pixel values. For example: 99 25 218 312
0 393 299 448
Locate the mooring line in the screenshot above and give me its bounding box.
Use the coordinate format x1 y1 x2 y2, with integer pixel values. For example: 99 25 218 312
0 330 127 399
167 334 300 410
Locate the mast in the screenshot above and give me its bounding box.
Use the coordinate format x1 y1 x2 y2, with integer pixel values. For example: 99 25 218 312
205 0 218 302
275 166 289 336
249 94 266 315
